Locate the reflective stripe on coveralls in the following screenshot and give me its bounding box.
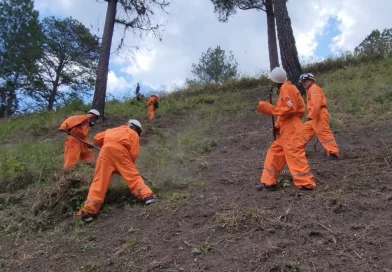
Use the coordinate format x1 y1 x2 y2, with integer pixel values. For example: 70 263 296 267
78 125 154 215
258 81 316 189
303 83 339 156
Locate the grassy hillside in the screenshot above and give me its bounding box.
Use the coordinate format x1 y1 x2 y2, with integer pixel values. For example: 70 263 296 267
0 58 392 271
1 58 391 196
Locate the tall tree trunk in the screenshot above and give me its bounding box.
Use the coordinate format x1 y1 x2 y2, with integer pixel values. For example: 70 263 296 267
48 65 62 111
92 0 117 117
48 82 59 111
6 87 16 117
265 0 279 71
273 0 302 88
0 90 6 118
3 86 17 118
4 74 20 117
47 88 56 111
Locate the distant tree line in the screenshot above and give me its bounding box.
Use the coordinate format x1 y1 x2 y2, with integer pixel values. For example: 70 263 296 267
354 28 392 59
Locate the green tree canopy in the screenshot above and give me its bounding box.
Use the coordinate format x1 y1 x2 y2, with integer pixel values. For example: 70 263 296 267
355 28 392 59
191 46 238 83
0 0 43 117
27 17 100 111
210 0 266 22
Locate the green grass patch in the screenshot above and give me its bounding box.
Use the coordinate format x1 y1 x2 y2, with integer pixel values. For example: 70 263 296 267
316 57 392 125
178 132 217 155
104 98 146 119
0 140 63 192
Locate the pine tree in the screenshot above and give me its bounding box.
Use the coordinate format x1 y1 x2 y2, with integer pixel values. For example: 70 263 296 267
191 46 238 83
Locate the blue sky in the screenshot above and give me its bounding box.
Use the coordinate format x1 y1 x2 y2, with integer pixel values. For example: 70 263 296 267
315 17 342 57
32 0 392 100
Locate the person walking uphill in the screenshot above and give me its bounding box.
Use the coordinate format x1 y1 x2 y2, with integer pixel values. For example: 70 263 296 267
59 109 100 168
77 119 158 223
257 67 316 191
146 94 159 120
299 73 340 160
135 83 140 96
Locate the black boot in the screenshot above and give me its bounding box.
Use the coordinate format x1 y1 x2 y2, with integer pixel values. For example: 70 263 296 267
326 154 339 161
255 183 277 192
81 213 96 223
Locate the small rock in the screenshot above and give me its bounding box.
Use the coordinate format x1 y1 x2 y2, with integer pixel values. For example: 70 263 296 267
351 225 362 230
309 231 322 237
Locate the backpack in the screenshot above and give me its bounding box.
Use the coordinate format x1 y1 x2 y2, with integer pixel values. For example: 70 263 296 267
153 99 159 109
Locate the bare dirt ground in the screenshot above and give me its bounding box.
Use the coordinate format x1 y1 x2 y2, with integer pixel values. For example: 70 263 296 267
1 88 392 272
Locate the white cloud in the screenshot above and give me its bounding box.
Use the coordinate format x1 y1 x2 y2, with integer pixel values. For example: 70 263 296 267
290 0 391 56
107 71 131 95
120 49 158 75
34 0 392 93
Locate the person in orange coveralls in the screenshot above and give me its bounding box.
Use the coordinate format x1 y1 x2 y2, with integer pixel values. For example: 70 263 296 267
146 94 159 120
299 73 340 160
59 109 100 168
78 119 158 223
256 67 316 191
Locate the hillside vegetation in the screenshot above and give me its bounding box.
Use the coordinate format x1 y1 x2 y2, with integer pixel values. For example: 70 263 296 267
0 58 392 271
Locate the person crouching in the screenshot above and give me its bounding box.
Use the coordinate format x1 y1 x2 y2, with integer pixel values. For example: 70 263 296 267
77 119 157 223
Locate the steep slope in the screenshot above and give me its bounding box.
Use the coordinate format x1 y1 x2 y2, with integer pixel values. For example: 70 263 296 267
1 85 391 272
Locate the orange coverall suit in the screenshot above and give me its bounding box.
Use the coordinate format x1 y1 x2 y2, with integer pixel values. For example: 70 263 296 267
258 81 316 189
78 125 154 215
303 83 339 156
147 95 158 120
59 115 94 168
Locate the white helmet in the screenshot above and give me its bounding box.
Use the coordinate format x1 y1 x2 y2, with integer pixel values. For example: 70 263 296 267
127 119 142 130
299 73 315 82
269 67 287 83
88 109 100 117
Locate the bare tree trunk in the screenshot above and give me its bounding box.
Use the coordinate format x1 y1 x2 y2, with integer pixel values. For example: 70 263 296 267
47 88 56 111
48 66 62 111
3 74 19 117
265 0 279 71
92 0 117 117
47 80 59 111
273 0 302 88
